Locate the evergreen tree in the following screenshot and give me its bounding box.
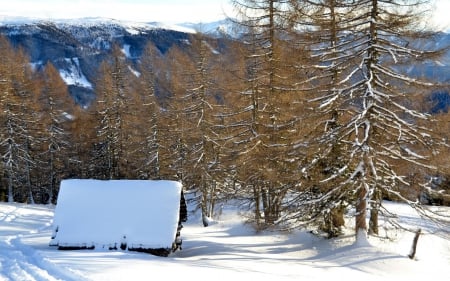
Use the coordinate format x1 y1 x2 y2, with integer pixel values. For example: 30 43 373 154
38 62 73 203
231 0 306 226
167 35 224 226
94 45 133 179
287 0 445 240
67 105 98 179
0 36 37 202
135 43 163 179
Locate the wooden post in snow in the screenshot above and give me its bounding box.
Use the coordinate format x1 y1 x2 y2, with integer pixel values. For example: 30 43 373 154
408 228 421 259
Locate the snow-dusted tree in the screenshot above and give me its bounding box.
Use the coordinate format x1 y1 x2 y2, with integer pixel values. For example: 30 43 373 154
163 45 192 183
38 62 73 203
285 0 360 237
175 34 224 226
286 0 445 240
67 104 98 179
134 43 163 179
16 54 40 204
94 45 134 179
426 108 450 206
0 36 37 202
230 0 306 226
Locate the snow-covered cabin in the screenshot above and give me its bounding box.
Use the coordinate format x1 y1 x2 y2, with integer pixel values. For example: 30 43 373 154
49 179 187 256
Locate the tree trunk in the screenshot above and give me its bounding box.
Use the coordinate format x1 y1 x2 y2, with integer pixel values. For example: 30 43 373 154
261 185 276 224
369 188 381 235
201 209 209 227
323 205 345 238
201 182 210 227
48 151 54 204
25 157 34 204
7 167 13 203
355 183 368 239
253 185 261 226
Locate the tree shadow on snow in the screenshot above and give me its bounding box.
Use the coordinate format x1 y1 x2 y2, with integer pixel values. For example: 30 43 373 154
171 221 407 276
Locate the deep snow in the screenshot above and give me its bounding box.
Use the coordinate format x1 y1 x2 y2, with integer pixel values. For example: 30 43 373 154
0 199 449 281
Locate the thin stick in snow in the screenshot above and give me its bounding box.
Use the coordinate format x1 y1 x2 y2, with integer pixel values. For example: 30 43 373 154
408 228 421 260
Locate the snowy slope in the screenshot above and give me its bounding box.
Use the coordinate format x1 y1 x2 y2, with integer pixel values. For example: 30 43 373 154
0 16 195 107
58 58 92 89
0 201 449 281
0 16 195 33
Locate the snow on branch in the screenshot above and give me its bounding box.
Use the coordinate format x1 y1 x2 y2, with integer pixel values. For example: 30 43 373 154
372 64 433 86
320 165 349 183
387 146 436 169
400 146 426 160
390 100 430 119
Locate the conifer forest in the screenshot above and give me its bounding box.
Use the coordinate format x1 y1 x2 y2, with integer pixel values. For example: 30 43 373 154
1 0 449 238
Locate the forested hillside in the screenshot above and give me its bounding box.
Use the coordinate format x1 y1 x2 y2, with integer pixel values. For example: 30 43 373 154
0 18 196 106
0 0 449 239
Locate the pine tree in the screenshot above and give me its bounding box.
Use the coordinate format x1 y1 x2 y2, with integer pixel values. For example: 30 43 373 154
230 0 305 226
287 0 445 240
67 105 98 179
167 35 224 226
94 45 133 179
0 36 37 202
38 62 73 203
164 45 192 184
135 43 163 179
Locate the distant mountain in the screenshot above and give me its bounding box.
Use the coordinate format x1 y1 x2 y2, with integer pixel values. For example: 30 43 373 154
0 17 195 106
179 19 243 38
0 16 449 109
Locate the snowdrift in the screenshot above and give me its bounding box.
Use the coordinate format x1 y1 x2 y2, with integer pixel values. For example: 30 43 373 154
49 179 186 256
1 200 449 280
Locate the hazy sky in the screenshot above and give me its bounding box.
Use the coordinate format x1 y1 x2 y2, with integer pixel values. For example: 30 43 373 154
0 0 231 23
0 0 449 29
431 0 450 31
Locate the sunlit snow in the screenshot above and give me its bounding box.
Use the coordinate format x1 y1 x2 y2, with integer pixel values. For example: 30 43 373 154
121 44 131 58
59 57 92 89
0 199 449 281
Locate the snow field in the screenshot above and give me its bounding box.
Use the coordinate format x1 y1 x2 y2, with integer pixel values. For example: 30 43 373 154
0 200 449 281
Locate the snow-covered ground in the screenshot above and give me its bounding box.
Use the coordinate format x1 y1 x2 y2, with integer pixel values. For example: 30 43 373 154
0 200 449 281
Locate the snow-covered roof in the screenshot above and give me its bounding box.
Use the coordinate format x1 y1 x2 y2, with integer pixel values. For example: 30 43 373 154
50 179 182 252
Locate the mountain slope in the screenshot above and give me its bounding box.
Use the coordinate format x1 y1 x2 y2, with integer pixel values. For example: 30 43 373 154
0 17 194 106
1 17 449 108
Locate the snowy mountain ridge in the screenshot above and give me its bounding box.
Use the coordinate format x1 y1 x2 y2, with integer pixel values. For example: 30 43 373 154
0 16 203 106
0 15 236 38
0 15 197 34
0 16 236 106
0 15 449 108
